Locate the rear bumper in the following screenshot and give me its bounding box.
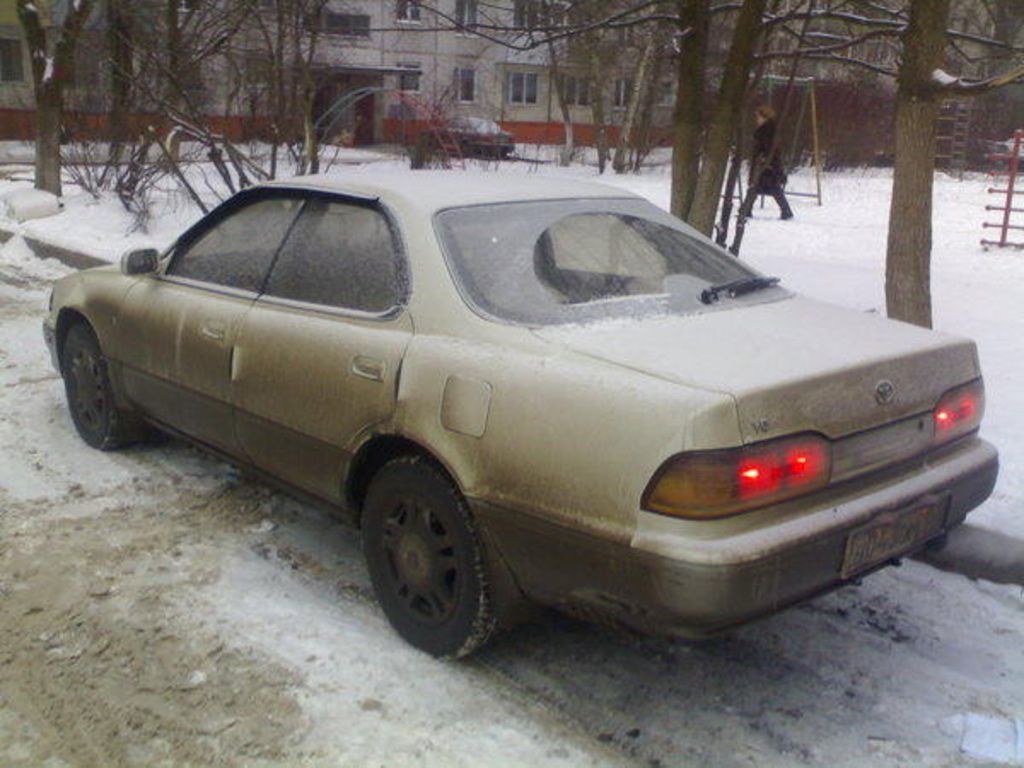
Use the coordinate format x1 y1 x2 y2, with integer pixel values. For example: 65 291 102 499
472 437 998 637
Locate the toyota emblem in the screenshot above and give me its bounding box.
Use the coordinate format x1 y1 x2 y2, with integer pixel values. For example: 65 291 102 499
875 380 896 405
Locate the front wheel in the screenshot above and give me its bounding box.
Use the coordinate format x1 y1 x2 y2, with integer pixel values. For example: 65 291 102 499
60 323 136 450
362 457 497 658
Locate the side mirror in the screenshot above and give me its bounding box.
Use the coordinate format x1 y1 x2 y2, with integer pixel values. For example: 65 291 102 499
120 248 159 276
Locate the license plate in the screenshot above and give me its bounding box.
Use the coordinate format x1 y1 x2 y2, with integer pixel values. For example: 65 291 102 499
841 499 946 579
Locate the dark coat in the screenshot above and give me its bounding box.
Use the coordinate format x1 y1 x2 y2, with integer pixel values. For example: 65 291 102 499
751 119 786 192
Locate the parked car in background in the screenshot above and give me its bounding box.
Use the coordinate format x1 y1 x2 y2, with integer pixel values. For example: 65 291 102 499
448 117 516 159
44 172 998 658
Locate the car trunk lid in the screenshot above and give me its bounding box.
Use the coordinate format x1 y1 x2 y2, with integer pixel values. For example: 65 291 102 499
534 297 979 443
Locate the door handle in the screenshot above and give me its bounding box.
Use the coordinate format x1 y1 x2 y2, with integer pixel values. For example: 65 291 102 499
351 355 386 382
200 321 226 341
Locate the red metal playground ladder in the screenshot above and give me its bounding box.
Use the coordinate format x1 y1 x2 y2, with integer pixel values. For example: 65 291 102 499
982 129 1024 249
392 92 466 170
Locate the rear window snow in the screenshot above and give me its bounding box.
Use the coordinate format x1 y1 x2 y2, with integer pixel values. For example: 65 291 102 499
435 198 768 325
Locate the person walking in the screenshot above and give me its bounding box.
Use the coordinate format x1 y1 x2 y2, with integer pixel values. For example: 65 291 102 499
750 104 794 220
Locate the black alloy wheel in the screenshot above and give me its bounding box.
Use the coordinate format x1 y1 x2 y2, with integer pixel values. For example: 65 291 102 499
60 323 130 450
362 457 496 658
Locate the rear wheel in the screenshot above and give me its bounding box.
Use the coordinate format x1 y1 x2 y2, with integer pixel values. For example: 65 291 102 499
60 323 136 450
362 457 497 657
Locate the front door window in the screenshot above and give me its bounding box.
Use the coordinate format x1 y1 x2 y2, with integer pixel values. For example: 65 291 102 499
167 196 303 292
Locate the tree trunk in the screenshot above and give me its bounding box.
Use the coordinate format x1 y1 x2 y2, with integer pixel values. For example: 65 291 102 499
302 86 320 175
18 0 95 197
630 54 664 172
613 35 656 174
686 0 766 235
885 0 951 329
165 0 184 112
669 0 709 220
587 47 610 174
107 0 134 143
35 84 64 196
561 117 575 167
546 41 575 167
716 139 744 246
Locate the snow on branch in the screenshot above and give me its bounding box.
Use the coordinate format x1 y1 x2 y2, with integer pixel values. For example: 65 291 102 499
758 25 898 63
932 64 1024 95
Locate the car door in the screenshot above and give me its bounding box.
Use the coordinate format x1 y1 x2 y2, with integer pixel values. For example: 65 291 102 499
232 194 413 502
117 192 303 453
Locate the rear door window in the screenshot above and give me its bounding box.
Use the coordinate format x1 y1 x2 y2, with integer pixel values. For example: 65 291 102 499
168 196 303 292
264 198 404 313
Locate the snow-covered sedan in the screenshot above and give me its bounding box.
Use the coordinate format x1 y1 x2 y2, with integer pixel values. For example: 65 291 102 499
44 172 998 657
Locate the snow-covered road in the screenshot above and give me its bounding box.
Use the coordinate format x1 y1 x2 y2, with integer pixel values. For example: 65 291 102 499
1 163 1023 766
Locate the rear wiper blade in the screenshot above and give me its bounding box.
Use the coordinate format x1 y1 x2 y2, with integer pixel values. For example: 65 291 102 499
700 276 781 305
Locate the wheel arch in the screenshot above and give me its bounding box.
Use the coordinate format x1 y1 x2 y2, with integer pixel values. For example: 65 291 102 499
345 434 464 525
55 307 94 366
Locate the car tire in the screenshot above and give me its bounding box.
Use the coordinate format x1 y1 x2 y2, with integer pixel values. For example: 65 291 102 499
362 456 497 658
60 322 138 450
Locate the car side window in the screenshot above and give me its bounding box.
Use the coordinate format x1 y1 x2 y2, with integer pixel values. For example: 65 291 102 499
168 196 302 292
264 198 403 313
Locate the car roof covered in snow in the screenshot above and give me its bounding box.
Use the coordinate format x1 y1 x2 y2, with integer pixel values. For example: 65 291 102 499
261 170 635 213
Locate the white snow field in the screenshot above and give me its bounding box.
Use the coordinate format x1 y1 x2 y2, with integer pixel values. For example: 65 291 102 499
0 157 1022 767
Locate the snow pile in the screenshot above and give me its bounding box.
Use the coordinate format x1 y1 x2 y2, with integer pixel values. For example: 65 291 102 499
2 188 61 223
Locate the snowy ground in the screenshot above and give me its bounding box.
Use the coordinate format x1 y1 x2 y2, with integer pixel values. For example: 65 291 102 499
1 154 1023 766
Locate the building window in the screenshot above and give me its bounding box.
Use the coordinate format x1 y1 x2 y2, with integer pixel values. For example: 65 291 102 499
0 39 23 83
398 63 421 92
455 67 475 102
507 71 538 105
613 78 633 109
656 80 675 106
397 0 421 22
513 0 537 29
324 12 371 37
244 53 273 89
561 75 589 107
455 0 478 27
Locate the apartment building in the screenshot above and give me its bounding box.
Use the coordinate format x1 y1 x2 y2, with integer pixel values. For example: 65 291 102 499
0 3 32 111
244 0 676 146
0 0 676 147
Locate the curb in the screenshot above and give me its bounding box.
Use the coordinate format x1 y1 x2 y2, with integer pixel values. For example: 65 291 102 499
0 226 107 269
23 235 107 270
4 228 1022 588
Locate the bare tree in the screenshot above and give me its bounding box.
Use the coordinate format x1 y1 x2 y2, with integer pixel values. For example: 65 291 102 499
884 0 950 329
884 1 1024 327
612 27 660 173
242 0 333 175
17 0 97 196
686 0 768 236
669 0 709 219
547 46 577 166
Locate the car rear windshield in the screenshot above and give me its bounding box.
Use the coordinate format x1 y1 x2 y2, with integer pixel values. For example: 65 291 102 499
435 198 770 325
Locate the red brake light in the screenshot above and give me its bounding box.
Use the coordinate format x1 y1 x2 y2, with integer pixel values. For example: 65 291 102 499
642 434 832 519
933 379 984 444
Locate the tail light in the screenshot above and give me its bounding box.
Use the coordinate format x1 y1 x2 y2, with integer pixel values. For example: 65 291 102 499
933 379 984 445
642 434 832 520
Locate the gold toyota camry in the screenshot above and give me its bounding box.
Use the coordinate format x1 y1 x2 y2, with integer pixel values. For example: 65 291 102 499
44 172 998 657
